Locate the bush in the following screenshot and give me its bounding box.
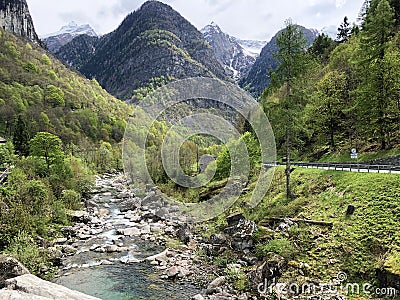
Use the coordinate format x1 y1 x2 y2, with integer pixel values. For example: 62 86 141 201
4 231 52 276
226 267 249 292
61 189 82 210
256 238 296 259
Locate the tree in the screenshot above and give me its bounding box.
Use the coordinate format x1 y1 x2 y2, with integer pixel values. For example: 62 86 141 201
29 132 64 172
309 33 336 62
275 19 308 199
358 0 395 149
307 71 348 148
337 16 352 43
13 114 30 156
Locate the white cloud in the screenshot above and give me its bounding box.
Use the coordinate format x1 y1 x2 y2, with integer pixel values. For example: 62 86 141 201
27 0 364 40
336 0 347 8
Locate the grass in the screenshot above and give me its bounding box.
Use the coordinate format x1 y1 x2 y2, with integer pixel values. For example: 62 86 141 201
245 167 400 286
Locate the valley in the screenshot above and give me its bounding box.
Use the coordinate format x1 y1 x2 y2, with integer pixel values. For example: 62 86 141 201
0 0 400 299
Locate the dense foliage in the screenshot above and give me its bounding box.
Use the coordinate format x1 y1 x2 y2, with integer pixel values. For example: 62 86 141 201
261 0 400 160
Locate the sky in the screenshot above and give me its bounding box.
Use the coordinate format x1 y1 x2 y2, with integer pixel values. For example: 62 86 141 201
27 0 365 41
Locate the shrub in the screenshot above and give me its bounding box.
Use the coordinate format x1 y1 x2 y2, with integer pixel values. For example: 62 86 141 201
256 238 296 260
61 189 82 210
4 231 52 276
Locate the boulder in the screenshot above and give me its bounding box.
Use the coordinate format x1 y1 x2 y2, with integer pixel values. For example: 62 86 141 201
122 227 141 236
177 223 194 244
141 191 158 207
226 212 245 227
207 276 226 290
166 266 180 277
120 197 141 212
0 255 29 288
2 274 100 299
67 211 91 224
209 234 228 246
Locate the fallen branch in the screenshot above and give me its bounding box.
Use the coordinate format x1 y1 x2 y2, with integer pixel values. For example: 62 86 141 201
260 217 333 228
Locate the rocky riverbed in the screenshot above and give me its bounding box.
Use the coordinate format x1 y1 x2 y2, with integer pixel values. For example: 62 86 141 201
50 173 272 299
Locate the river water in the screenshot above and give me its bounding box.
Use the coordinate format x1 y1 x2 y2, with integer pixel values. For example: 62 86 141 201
53 177 201 300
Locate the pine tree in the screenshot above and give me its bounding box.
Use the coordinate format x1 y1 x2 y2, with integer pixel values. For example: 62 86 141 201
359 0 395 149
275 19 308 199
337 16 352 43
13 114 30 156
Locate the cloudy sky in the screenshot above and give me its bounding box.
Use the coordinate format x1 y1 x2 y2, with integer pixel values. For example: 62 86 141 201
27 0 365 41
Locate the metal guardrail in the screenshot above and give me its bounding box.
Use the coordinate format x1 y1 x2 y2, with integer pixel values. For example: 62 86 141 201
0 167 10 184
264 162 400 174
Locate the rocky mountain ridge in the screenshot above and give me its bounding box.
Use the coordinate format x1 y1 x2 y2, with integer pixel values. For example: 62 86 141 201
0 0 39 43
201 22 266 80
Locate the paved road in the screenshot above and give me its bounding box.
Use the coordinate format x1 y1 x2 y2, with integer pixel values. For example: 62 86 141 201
264 162 400 174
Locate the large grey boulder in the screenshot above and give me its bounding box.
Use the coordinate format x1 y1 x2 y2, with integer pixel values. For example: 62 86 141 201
1 274 100 300
0 255 29 288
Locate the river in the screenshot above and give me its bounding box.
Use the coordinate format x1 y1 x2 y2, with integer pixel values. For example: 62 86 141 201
52 174 201 300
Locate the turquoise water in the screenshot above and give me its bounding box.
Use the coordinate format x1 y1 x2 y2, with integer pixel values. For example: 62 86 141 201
54 263 200 300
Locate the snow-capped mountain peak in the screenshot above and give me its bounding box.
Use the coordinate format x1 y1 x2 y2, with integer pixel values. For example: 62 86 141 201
201 22 263 80
41 22 99 53
41 22 98 39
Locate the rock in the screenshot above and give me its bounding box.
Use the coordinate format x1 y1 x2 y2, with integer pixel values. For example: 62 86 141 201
98 209 109 217
155 207 170 220
0 255 29 288
2 274 100 299
145 249 168 262
122 227 141 236
209 234 228 245
140 224 151 235
226 212 245 227
68 211 91 224
192 294 205 300
61 245 77 255
61 226 76 238
346 204 355 216
53 237 67 244
207 276 226 290
177 223 194 244
141 192 158 207
225 219 257 252
0 289 50 300
166 266 180 277
105 245 119 253
120 197 141 212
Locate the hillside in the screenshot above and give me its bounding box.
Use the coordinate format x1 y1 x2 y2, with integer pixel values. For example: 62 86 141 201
55 1 229 100
0 28 132 148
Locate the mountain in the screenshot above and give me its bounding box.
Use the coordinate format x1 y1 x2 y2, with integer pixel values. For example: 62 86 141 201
0 27 131 146
55 34 99 70
42 21 98 53
55 1 229 100
201 22 265 80
240 26 318 97
0 0 40 43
